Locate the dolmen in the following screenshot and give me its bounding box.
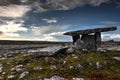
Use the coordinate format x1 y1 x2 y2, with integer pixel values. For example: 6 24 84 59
63 27 117 50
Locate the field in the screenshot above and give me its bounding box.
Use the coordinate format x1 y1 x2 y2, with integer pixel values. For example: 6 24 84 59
0 40 120 80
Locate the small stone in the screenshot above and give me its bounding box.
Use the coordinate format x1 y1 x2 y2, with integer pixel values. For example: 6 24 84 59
69 66 74 69
16 64 23 68
63 61 67 65
11 68 16 72
19 71 29 79
16 68 24 73
34 67 43 71
112 57 120 61
96 61 102 69
2 72 5 75
45 57 48 62
0 67 3 73
82 49 88 51
76 64 83 71
67 47 74 53
0 63 3 67
72 54 75 57
73 56 78 59
62 60 67 68
89 62 92 66
97 48 107 53
7 75 15 80
7 62 10 65
11 71 16 75
73 78 84 80
50 75 66 80
50 65 57 70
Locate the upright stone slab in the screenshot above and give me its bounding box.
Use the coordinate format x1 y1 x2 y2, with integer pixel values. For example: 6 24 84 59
81 34 96 50
95 32 101 48
63 27 117 50
72 34 80 44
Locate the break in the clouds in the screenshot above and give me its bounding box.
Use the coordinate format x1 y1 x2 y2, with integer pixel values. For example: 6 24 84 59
0 20 27 39
100 21 120 25
42 18 57 24
31 25 70 34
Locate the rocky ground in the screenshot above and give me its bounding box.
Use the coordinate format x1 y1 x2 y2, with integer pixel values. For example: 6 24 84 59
0 41 120 80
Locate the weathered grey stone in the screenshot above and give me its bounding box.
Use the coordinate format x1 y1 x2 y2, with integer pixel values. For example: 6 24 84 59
50 75 66 80
76 64 83 71
16 68 24 73
96 61 102 69
50 65 57 70
7 75 15 80
73 78 84 80
0 67 3 73
16 64 23 68
29 46 68 57
34 67 43 71
19 71 29 79
69 66 74 69
64 27 117 36
112 57 120 61
44 75 66 80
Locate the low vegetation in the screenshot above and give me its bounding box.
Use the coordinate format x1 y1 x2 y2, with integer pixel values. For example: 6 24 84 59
0 50 120 80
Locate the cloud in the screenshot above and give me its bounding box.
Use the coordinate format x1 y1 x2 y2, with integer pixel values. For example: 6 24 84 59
0 5 31 18
28 25 71 41
0 20 27 33
112 0 120 8
102 34 120 41
0 0 21 5
31 25 70 34
0 20 27 38
42 18 57 24
100 21 120 25
0 0 111 15
33 0 110 12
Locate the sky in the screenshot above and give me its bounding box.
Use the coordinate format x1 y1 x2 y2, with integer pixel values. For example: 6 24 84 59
0 0 120 41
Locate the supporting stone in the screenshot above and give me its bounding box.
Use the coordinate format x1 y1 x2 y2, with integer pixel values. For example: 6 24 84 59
72 34 80 44
81 34 96 50
95 32 101 48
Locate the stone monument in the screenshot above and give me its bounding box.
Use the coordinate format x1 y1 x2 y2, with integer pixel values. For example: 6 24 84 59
63 27 117 50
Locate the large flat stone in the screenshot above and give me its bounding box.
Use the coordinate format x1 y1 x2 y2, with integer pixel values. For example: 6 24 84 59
63 27 117 36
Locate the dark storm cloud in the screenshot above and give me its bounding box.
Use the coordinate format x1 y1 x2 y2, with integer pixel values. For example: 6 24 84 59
0 0 116 14
0 0 110 11
0 0 39 6
33 0 110 12
0 0 21 6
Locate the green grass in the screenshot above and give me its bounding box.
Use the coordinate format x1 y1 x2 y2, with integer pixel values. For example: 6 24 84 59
0 50 120 80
